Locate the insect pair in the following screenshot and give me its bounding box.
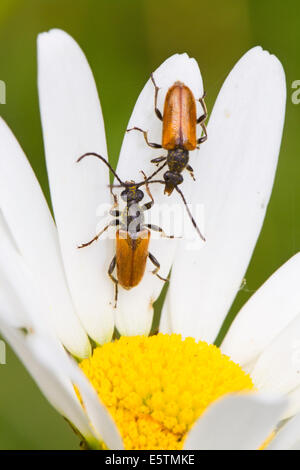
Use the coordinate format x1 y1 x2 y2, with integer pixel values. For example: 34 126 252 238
77 75 208 306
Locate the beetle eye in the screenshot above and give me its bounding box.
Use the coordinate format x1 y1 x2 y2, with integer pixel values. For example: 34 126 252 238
175 174 183 185
163 171 183 186
121 189 128 201
164 171 172 182
136 190 143 202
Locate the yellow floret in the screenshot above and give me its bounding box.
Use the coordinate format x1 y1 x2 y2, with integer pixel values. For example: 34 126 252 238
80 334 253 450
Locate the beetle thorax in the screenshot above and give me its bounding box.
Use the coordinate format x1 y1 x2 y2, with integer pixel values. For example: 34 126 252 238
167 148 189 174
121 202 144 234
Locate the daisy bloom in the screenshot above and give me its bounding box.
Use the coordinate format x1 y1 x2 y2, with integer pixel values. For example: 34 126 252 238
0 29 299 451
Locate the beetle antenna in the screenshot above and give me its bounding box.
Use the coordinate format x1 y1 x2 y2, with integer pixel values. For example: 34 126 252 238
135 163 168 188
175 186 206 242
135 179 206 241
146 161 168 182
135 178 164 188
77 152 124 185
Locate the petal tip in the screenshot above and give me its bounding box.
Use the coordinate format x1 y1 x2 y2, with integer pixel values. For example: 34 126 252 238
37 28 79 52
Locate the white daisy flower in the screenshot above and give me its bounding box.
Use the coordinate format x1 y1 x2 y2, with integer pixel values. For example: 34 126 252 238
0 28 298 450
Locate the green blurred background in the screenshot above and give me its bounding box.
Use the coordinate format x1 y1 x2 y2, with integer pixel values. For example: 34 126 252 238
0 0 299 449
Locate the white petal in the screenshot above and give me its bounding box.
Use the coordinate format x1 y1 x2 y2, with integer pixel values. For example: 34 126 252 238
184 393 287 450
0 285 25 329
250 314 300 397
0 315 122 449
268 413 300 450
38 29 115 344
0 216 30 328
0 218 52 334
115 53 204 335
222 253 300 368
71 369 124 450
0 119 89 358
284 386 300 419
0 317 96 446
34 333 123 450
167 47 286 342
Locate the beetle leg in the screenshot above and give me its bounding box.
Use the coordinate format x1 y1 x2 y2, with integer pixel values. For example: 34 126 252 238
186 164 196 181
141 202 153 211
108 255 118 308
77 224 110 249
197 92 208 126
140 170 155 209
110 186 118 209
151 156 167 167
196 124 207 147
110 209 121 217
139 169 154 211
197 92 208 123
77 219 120 248
144 224 175 239
150 73 163 121
196 93 208 148
126 127 162 149
148 252 168 282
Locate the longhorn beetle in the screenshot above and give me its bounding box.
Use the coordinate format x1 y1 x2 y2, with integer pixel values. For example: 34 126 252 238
127 75 208 241
76 152 175 307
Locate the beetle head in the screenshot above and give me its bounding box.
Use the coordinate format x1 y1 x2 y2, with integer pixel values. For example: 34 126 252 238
121 184 144 203
163 171 183 195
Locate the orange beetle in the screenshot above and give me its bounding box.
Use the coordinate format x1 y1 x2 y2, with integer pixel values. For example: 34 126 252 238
162 81 197 151
127 75 208 241
76 153 173 306
115 229 150 289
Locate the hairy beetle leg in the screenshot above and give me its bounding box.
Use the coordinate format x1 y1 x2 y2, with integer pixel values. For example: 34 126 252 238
108 255 118 308
126 127 162 149
148 252 169 282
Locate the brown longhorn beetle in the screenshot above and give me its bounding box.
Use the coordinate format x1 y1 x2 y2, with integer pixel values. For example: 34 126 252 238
127 75 208 241
76 152 175 307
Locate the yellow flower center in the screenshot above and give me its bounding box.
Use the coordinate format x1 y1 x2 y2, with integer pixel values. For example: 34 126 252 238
80 334 253 450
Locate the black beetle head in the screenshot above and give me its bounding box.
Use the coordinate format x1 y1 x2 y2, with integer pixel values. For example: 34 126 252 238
121 185 144 203
163 171 183 195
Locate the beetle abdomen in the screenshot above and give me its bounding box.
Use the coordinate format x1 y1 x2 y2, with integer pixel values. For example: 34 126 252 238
162 81 197 151
116 229 150 289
